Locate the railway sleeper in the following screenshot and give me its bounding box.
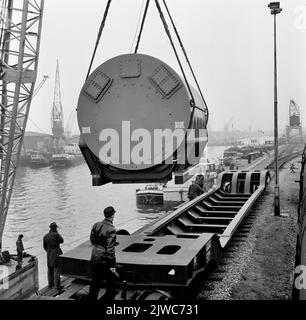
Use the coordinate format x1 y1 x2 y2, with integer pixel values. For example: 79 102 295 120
207 273 224 282
234 233 248 238
236 229 251 234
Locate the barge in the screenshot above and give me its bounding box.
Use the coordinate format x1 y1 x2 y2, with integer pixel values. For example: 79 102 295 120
50 153 83 168
50 144 84 168
30 153 51 168
136 184 164 206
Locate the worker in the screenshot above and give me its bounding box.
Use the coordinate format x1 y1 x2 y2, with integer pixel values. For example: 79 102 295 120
195 174 205 191
88 206 119 300
16 234 24 270
187 180 204 201
43 222 64 292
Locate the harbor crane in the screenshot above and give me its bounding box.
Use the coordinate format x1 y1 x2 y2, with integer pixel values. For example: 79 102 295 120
286 99 303 141
51 60 65 153
0 0 45 249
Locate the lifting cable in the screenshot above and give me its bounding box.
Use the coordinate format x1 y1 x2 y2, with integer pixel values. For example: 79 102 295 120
134 0 150 54
154 0 196 129
130 0 146 53
86 0 112 80
162 0 209 124
85 0 208 131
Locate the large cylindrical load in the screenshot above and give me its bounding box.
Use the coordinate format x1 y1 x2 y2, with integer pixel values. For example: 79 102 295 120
77 53 208 185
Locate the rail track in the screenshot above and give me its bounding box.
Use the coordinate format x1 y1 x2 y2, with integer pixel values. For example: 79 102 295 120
197 195 267 300
198 149 303 300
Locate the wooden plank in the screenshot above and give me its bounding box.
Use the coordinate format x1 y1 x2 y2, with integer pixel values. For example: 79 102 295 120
38 277 72 297
57 280 88 299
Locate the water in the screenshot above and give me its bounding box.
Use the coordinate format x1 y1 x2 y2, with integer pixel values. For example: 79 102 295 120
2 145 227 288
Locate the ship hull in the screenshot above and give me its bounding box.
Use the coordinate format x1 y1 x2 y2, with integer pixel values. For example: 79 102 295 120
29 160 50 168
136 190 164 205
50 154 83 168
29 153 51 168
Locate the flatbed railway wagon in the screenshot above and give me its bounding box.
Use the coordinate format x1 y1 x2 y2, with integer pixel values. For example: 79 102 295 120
35 169 270 300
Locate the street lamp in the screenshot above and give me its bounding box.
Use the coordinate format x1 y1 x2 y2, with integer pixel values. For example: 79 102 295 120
268 2 282 216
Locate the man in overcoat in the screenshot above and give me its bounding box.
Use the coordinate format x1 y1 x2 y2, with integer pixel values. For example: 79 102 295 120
43 222 64 292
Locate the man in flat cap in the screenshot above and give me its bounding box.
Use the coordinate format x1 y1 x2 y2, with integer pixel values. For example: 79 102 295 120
43 222 64 292
89 206 118 300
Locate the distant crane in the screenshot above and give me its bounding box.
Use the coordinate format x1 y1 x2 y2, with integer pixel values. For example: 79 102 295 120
51 60 65 153
286 99 303 141
0 0 45 248
224 116 235 132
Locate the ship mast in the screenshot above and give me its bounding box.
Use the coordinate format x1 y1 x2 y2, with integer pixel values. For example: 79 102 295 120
0 0 45 248
51 60 64 153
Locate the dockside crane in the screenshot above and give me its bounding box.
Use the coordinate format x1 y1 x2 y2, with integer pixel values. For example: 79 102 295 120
286 99 303 141
0 0 45 249
51 60 65 153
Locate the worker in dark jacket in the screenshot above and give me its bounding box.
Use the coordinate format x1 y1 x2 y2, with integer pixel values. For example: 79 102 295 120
16 234 24 270
187 180 204 201
89 206 118 300
43 222 64 292
195 174 204 191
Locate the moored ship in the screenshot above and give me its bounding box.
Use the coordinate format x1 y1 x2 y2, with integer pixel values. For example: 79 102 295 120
29 152 51 168
136 184 164 206
50 143 83 168
50 153 83 168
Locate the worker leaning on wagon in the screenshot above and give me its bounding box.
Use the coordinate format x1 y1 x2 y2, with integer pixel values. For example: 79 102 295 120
88 206 119 300
188 180 204 201
43 222 64 293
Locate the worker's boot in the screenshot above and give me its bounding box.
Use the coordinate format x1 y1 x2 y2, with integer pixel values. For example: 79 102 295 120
101 288 118 301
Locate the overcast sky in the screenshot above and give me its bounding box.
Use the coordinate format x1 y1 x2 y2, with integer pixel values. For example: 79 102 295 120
27 0 306 135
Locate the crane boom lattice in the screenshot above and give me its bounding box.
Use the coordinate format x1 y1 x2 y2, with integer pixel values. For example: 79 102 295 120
0 0 44 246
51 60 64 152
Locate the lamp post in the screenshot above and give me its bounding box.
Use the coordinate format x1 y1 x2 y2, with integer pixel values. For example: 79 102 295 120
268 2 282 216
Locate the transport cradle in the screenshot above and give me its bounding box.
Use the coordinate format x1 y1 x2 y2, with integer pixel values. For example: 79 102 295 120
58 170 270 294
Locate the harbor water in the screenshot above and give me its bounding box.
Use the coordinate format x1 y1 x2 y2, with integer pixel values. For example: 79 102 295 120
2 145 227 288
